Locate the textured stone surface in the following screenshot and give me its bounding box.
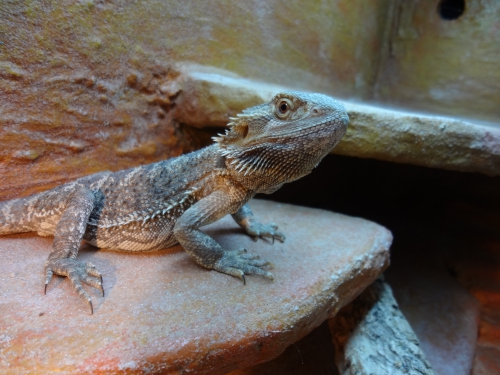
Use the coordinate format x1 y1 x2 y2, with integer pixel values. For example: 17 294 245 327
0 0 389 104
329 278 436 375
0 0 389 200
0 200 391 374
177 71 500 176
0 52 205 201
386 261 480 375
376 1 500 124
336 102 500 176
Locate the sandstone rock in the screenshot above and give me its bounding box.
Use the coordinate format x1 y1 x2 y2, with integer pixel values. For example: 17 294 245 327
0 200 391 374
0 0 388 200
386 259 481 375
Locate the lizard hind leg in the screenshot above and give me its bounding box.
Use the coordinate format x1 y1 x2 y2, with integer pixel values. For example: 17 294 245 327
44 185 104 314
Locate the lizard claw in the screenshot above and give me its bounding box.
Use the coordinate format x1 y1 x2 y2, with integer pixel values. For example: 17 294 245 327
243 221 285 243
44 271 52 295
44 258 104 314
259 232 275 244
213 249 274 283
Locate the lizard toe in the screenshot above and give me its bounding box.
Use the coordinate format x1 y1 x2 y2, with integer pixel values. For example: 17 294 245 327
253 223 286 244
213 249 274 283
44 258 104 314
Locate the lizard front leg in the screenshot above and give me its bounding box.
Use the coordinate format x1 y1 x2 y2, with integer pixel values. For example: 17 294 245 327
44 185 103 314
232 204 285 243
173 191 274 284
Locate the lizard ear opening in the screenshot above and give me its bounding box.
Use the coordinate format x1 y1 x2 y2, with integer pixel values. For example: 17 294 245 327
229 121 249 140
241 123 249 139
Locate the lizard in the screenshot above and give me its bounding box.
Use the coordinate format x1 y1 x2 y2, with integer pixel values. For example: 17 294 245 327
0 91 349 314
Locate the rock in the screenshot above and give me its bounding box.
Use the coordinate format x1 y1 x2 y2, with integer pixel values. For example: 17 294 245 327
0 200 391 375
329 277 436 375
375 1 500 124
335 103 500 177
0 0 387 200
385 259 481 375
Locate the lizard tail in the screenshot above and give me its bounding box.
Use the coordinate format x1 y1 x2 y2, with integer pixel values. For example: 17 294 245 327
0 197 36 235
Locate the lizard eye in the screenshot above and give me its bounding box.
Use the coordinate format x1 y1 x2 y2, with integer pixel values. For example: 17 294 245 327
276 98 293 118
279 101 288 113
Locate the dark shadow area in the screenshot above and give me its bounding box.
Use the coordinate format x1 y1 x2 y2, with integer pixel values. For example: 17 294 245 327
438 0 466 21
257 154 500 264
230 321 339 375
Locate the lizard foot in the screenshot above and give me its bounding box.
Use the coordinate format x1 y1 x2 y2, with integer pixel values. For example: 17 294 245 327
213 249 274 284
245 222 285 244
45 258 103 314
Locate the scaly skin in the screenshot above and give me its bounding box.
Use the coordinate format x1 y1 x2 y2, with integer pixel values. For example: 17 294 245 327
0 91 348 313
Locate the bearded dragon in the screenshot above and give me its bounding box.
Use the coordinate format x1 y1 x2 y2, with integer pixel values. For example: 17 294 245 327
0 91 348 313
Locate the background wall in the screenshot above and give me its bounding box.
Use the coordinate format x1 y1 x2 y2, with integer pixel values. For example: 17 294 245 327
0 0 390 199
375 0 500 124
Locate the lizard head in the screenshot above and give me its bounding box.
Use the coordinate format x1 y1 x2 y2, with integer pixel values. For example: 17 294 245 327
213 91 349 192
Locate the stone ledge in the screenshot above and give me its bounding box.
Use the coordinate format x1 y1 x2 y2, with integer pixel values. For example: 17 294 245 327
174 66 500 176
0 200 391 374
